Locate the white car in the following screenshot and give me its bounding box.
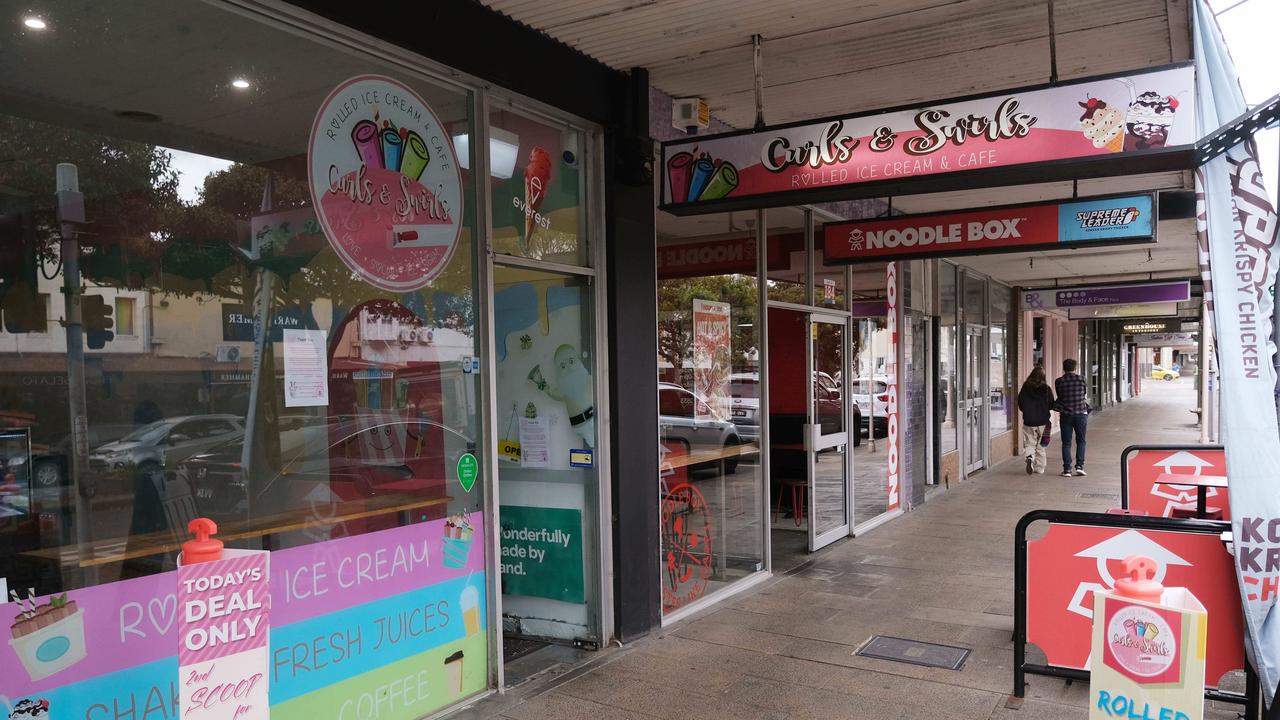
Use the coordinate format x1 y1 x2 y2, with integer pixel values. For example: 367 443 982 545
848 376 890 437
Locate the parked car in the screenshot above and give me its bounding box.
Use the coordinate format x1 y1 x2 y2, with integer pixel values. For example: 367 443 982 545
658 382 743 473
30 424 134 488
848 376 890 437
722 373 861 448
89 415 244 482
1151 366 1180 381
179 416 462 527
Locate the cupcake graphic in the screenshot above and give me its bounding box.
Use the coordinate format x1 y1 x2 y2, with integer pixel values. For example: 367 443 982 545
8 592 87 681
1078 97 1125 152
441 512 475 569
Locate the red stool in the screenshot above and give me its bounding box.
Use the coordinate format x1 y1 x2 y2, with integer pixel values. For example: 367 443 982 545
772 479 807 526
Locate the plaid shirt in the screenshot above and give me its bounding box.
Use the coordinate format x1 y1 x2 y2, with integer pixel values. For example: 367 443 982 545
1055 372 1090 415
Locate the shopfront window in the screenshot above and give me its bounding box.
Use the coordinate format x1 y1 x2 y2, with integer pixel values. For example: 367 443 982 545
655 216 764 615
488 107 589 266
766 208 808 304
2 4 491 717
939 263 958 456
990 283 1012 434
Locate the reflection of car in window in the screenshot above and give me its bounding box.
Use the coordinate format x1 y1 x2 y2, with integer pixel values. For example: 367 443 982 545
180 416 470 535
88 414 244 487
848 377 888 437
658 383 742 474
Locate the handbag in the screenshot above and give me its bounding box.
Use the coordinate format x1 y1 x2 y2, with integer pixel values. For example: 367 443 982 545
1040 419 1052 447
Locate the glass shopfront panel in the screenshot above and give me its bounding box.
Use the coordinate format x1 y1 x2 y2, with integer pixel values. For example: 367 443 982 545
655 218 764 615
0 3 529 717
989 283 1013 435
938 263 959 457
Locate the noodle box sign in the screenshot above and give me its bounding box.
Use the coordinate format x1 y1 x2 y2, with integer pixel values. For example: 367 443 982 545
178 550 270 720
1089 588 1206 720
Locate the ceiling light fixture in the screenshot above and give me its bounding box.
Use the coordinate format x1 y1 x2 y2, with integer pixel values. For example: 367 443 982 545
23 16 48 30
231 78 251 90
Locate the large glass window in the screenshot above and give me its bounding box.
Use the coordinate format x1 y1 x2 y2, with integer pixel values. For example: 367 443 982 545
990 283 1013 434
656 218 764 615
1 4 492 716
939 263 958 456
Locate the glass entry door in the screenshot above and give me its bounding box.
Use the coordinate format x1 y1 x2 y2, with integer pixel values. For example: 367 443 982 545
963 325 987 473
809 314 850 550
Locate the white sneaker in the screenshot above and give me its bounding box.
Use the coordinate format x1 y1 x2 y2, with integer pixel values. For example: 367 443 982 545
1075 467 1087 476
1037 469 1046 474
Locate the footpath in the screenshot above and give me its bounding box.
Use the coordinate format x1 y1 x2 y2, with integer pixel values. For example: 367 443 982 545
462 381 1241 719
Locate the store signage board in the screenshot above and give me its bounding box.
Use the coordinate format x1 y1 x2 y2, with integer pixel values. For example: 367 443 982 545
1121 320 1177 333
661 64 1195 213
1069 303 1180 320
1025 280 1189 310
822 193 1154 264
1132 332 1197 348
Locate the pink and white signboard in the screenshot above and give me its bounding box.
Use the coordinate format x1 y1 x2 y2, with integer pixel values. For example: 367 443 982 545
661 64 1195 210
178 550 270 720
308 75 464 292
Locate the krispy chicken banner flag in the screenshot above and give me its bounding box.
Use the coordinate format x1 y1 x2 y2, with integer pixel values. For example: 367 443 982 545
1193 0 1280 707
662 65 1194 211
822 194 1154 263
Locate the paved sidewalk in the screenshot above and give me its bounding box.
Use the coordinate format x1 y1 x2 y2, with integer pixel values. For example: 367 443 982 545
464 381 1239 719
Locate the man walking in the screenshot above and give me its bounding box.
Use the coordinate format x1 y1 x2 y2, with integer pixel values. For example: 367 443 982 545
1055 358 1090 477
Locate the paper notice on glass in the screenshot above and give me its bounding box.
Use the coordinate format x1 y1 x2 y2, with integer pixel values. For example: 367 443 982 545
518 416 550 468
283 329 329 407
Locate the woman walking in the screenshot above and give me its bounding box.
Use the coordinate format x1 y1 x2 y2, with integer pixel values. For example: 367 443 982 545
1017 366 1055 475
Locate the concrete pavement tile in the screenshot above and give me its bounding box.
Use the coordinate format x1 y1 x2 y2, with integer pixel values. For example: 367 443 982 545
555 673 789 720
501 691 658 720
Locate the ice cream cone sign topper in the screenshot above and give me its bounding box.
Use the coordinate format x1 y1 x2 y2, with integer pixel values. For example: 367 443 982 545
522 146 552 251
528 344 595 448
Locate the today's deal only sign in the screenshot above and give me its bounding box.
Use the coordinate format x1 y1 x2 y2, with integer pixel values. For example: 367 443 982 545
178 550 270 720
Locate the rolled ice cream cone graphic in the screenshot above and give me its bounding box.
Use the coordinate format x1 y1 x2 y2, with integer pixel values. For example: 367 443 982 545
381 127 405 172
400 131 430 182
686 154 715 202
443 651 465 695
666 151 694 203
524 146 552 250
697 161 739 200
460 584 480 637
351 119 384 169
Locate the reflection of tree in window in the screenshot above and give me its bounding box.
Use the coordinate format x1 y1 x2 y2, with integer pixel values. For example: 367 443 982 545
657 274 757 377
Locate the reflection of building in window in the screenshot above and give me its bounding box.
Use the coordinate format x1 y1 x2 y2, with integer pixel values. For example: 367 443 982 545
115 297 136 336
33 294 50 334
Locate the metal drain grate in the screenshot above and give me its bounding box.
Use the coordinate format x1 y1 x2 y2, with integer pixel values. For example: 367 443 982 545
1077 492 1118 500
855 635 971 670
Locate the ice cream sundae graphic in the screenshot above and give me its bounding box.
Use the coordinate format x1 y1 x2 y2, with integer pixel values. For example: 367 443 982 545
1078 97 1125 152
8 591 87 681
441 512 475 568
1118 83 1179 152
6 698 50 720
523 146 552 251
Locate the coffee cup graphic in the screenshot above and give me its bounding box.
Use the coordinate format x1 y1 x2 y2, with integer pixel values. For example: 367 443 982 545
443 650 465 696
9 597 87 682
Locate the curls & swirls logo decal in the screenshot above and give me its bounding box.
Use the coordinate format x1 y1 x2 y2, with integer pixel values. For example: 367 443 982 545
308 75 464 292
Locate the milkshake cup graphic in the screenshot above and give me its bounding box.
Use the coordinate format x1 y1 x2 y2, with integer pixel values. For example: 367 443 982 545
460 584 480 637
8 594 87 682
443 651 465 695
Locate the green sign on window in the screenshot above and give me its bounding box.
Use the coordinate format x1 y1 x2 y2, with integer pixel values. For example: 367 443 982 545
499 505 584 603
